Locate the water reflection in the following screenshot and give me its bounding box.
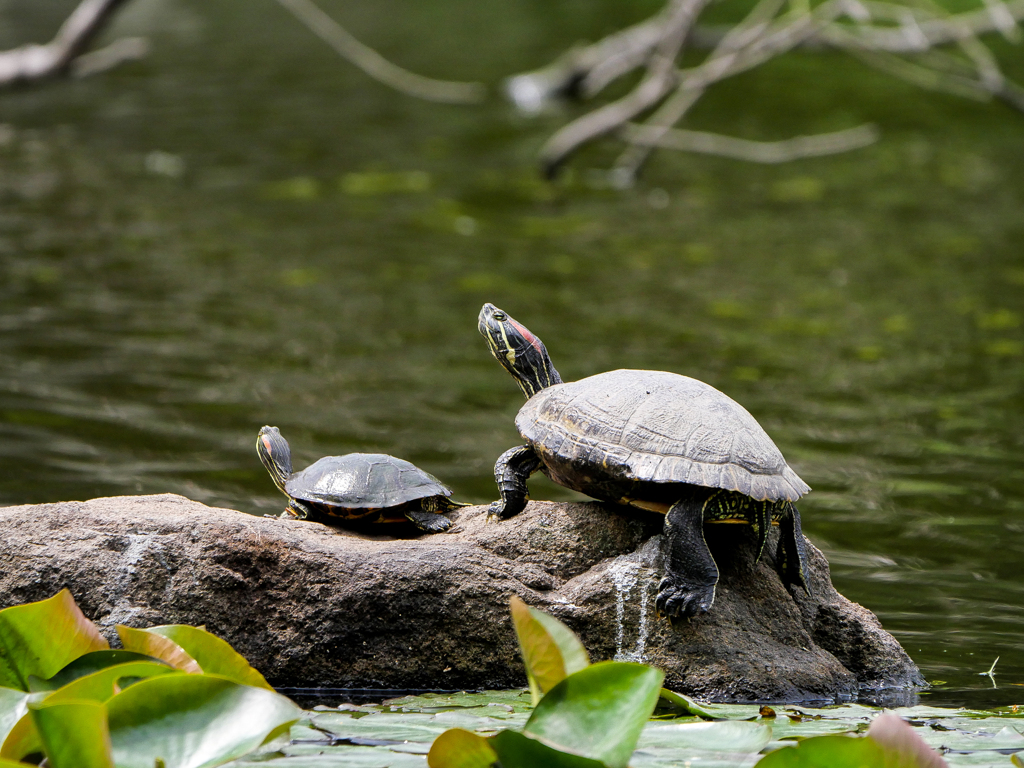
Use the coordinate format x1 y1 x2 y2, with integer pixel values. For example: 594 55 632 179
1 0 1022 706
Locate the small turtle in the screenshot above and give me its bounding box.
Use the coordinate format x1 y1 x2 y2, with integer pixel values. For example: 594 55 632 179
257 426 460 532
478 303 811 618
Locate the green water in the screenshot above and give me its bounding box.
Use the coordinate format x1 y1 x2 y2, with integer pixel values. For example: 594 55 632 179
1 0 1022 706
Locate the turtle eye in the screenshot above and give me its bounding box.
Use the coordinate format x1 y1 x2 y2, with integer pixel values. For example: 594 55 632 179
493 310 507 321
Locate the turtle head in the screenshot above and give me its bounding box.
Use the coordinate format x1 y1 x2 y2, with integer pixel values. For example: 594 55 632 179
257 426 292 494
478 303 562 398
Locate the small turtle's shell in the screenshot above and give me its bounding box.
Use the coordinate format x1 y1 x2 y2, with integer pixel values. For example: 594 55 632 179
285 453 452 510
517 369 809 503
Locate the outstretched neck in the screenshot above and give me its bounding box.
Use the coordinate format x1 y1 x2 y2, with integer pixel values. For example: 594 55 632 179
258 427 293 494
516 356 561 398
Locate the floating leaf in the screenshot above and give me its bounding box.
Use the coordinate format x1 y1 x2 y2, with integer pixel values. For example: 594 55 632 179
29 699 113 768
116 625 201 674
657 688 716 719
427 727 498 768
638 720 772 752
28 650 166 692
524 661 664 768
145 625 272 690
755 733 887 766
312 711 452 743
106 674 300 768
0 589 108 690
509 596 589 706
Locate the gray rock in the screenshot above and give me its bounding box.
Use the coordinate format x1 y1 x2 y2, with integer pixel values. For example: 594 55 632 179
0 494 924 702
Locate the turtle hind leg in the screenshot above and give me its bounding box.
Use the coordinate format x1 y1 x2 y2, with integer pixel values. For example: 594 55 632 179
405 509 454 533
422 495 469 512
490 444 543 520
284 500 313 520
776 502 811 597
657 497 720 618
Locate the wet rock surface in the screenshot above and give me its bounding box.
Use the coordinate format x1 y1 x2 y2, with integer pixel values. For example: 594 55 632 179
0 494 924 702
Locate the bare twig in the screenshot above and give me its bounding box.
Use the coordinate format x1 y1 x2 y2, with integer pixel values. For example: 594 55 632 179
612 0 790 180
0 0 136 88
506 13 670 112
510 0 1024 180
273 0 485 104
539 0 714 176
71 36 149 79
622 122 880 162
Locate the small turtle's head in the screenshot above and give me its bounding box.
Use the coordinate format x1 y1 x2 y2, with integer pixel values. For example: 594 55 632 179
257 426 292 495
478 303 562 398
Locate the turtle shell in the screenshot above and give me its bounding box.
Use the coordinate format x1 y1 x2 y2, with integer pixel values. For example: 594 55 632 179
516 369 809 503
285 453 452 510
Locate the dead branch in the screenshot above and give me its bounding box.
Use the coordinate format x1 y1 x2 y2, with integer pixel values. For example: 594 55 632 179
622 123 880 162
509 0 1024 182
540 0 715 177
274 0 485 104
0 0 140 88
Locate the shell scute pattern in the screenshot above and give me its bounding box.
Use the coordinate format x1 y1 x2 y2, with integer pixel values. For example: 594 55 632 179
286 453 450 509
516 369 809 502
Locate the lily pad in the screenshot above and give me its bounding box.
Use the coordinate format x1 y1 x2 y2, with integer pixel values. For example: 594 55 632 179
637 720 772 752
0 687 30 745
27 650 167 692
146 625 273 690
106 674 301 768
29 699 114 768
426 727 497 768
0 589 108 691
1 661 179 761
523 661 664 768
509 596 590 706
117 625 202 674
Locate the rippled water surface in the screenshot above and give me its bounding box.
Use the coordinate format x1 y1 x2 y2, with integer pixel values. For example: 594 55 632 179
1 0 1022 706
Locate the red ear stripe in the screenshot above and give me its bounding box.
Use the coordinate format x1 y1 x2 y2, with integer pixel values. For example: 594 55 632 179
509 318 544 356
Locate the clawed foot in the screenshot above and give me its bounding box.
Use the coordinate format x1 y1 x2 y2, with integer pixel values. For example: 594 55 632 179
656 577 716 619
487 501 507 520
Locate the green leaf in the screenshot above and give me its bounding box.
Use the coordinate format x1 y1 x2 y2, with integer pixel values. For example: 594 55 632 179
29 699 114 768
28 650 167 692
0 589 109 690
1 661 179 762
105 673 300 768
116 625 202 674
509 596 590 706
0 687 30 745
656 687 716 719
427 727 498 768
489 729 607 768
1012 752 1024 767
524 661 664 768
756 733 888 766
146 625 273 690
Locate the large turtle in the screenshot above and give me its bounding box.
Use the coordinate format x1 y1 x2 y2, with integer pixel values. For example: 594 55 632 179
478 303 811 618
257 426 460 532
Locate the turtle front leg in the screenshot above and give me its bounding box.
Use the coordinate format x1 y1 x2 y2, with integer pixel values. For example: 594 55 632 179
490 444 543 519
656 498 720 618
405 509 454 533
776 503 810 596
